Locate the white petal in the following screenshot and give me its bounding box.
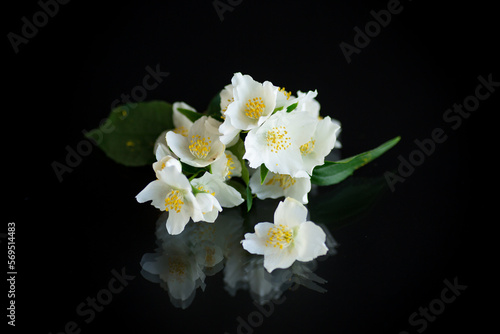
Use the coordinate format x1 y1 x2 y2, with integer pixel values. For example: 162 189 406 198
242 127 265 169
195 173 243 208
210 151 241 180
253 222 275 238
274 197 308 228
136 180 170 210
166 131 195 164
296 90 320 117
283 176 311 204
220 84 234 117
219 116 241 145
153 155 181 178
294 221 328 262
241 232 267 255
157 165 191 191
225 73 277 131
184 192 204 222
249 170 285 200
262 248 298 273
265 147 303 176
205 116 223 134
166 210 191 235
173 102 196 129
195 192 222 222
154 131 174 160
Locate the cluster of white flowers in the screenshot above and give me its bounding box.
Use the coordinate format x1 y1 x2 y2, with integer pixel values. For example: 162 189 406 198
136 73 341 263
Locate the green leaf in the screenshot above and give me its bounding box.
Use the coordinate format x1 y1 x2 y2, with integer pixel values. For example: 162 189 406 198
181 162 201 175
246 185 253 212
177 108 204 123
308 175 389 231
85 101 173 166
205 93 222 119
286 102 298 113
272 106 284 114
260 164 269 185
311 136 401 186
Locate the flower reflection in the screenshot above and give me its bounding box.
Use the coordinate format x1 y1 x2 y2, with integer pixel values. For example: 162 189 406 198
140 199 337 308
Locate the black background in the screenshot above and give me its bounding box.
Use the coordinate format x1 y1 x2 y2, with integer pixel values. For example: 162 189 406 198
4 0 497 333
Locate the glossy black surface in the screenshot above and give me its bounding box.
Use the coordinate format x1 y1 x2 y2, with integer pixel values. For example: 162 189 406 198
5 0 496 333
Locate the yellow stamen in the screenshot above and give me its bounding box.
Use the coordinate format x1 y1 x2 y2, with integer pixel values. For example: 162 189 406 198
265 174 296 190
245 97 266 119
225 153 235 179
266 126 291 153
189 135 212 159
173 126 189 137
196 185 215 196
265 224 293 249
221 97 234 119
165 190 184 213
300 138 315 155
279 87 291 100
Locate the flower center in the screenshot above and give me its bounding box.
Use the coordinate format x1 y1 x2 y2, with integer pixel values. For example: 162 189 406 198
225 153 236 179
165 190 184 213
189 135 212 159
173 126 189 137
245 97 266 119
204 246 216 266
265 174 296 190
221 97 234 119
266 126 291 153
167 256 187 281
300 138 315 155
196 185 215 196
266 224 293 249
279 87 291 100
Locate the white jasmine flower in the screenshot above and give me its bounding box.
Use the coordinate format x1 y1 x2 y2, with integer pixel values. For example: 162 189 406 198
295 91 343 149
249 168 311 204
218 84 242 146
241 197 329 273
220 84 235 120
151 144 180 179
296 90 321 116
167 116 225 168
218 115 241 146
154 133 176 159
210 150 242 181
191 172 244 208
275 88 320 114
172 102 197 136
223 73 278 131
243 109 317 177
153 102 197 158
136 159 205 235
295 115 341 178
274 86 296 110
194 190 222 223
